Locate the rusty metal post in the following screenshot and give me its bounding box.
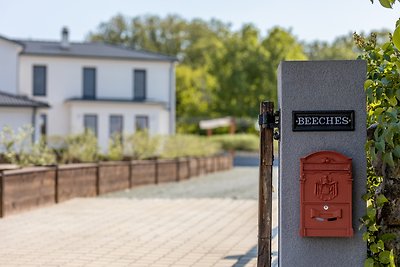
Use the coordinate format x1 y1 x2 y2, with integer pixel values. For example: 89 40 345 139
258 101 274 267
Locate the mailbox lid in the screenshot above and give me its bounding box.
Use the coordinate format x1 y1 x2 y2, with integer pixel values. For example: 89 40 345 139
301 150 352 171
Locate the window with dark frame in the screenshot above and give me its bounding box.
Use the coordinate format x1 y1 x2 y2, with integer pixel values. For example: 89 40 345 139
84 114 98 137
39 114 47 138
33 65 46 96
83 67 96 99
135 115 149 131
109 115 123 137
134 70 146 100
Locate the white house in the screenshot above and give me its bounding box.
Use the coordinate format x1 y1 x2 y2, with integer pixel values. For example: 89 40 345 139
0 28 177 150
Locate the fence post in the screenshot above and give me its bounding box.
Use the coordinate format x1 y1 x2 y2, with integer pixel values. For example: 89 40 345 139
96 163 100 196
55 165 59 203
155 160 159 184
0 172 3 218
258 101 278 267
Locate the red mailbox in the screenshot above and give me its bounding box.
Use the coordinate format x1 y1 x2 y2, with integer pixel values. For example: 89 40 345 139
299 150 353 237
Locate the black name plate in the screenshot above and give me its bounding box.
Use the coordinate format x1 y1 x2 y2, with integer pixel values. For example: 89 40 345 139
292 110 354 131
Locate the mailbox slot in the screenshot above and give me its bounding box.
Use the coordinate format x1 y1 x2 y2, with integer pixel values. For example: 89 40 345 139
299 151 353 237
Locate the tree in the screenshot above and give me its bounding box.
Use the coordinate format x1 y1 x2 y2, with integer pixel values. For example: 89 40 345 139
210 24 272 118
305 33 359 60
88 16 308 133
175 65 217 132
262 27 307 103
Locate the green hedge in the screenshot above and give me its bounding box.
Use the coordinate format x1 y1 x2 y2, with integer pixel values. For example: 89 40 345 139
210 134 259 152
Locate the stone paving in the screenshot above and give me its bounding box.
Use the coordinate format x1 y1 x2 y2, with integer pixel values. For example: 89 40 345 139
0 167 278 267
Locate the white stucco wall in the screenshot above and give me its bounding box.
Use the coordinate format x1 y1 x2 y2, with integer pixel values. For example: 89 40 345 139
0 39 22 94
68 101 170 151
18 55 173 141
0 107 33 132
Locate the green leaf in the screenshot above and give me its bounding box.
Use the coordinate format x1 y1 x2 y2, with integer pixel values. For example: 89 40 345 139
369 224 379 232
374 107 384 115
370 243 380 253
389 249 396 266
367 87 374 102
386 107 398 119
367 207 377 220
362 192 373 201
370 145 377 161
364 79 374 89
388 96 398 106
376 240 385 250
381 77 390 85
376 194 389 206
393 145 400 158
363 232 370 242
380 233 397 241
379 0 394 8
383 152 395 167
376 87 383 99
388 96 397 107
375 139 385 152
393 26 400 50
382 42 392 50
364 257 375 267
379 250 391 264
396 89 400 101
384 130 394 147
367 199 373 208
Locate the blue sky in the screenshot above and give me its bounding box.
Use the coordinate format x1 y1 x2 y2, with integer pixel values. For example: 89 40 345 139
1 0 399 43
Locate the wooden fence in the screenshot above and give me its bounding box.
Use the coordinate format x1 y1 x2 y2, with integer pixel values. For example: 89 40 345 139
0 154 233 217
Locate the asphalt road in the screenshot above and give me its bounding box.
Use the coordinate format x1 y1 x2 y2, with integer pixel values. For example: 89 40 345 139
103 167 257 199
102 166 278 200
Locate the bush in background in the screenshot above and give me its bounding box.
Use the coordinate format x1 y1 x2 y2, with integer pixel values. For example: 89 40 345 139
160 135 221 159
62 131 99 163
210 134 258 152
0 125 56 166
125 130 160 160
107 133 124 161
27 139 57 166
0 126 234 166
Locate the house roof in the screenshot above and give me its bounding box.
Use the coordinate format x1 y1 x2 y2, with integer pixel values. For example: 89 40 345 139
0 35 23 47
14 39 177 62
0 91 50 108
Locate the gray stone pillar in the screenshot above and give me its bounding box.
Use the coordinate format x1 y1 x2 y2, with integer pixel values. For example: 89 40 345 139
278 60 366 266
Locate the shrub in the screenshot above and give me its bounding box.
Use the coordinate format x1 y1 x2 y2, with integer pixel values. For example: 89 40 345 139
0 125 56 166
210 134 259 152
62 131 99 163
26 139 57 166
125 130 160 159
160 135 221 159
107 133 124 161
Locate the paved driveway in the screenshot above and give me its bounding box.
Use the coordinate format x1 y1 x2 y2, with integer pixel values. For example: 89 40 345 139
0 167 278 267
